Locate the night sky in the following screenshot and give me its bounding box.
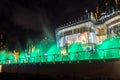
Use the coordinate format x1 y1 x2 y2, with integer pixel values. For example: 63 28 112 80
0 0 99 49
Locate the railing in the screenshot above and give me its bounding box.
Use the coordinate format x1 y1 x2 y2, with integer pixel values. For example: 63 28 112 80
0 48 120 65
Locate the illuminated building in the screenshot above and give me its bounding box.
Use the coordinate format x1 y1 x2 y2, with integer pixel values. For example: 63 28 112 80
56 6 120 48
95 24 107 44
56 12 96 48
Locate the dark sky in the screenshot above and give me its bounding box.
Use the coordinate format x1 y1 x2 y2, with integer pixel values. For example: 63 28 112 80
0 0 99 49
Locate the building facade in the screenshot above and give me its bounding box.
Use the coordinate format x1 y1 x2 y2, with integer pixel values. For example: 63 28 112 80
56 13 96 48
56 9 120 49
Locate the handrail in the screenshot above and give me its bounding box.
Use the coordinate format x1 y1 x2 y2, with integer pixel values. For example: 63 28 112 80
0 47 120 65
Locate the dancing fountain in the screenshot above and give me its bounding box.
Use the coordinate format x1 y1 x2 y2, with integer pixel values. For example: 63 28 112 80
0 36 120 64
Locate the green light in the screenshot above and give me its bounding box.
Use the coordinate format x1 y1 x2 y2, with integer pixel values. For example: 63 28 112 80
69 43 84 60
98 36 120 59
47 44 60 62
7 53 15 64
29 51 40 63
0 36 120 64
30 43 45 63
0 51 7 64
18 52 26 63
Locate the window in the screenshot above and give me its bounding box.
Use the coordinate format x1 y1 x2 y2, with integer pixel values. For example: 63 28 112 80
74 28 80 34
64 30 72 36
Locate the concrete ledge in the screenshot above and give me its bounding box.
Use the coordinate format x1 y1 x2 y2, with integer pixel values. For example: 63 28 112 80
2 60 120 79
